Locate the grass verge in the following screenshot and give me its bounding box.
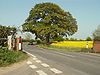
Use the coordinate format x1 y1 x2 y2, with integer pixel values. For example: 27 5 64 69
0 47 28 67
38 44 94 53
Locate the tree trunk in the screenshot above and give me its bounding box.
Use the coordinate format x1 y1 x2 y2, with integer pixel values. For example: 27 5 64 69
46 33 50 44
35 32 38 40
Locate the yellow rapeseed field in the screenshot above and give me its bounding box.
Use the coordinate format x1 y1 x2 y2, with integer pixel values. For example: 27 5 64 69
51 41 93 48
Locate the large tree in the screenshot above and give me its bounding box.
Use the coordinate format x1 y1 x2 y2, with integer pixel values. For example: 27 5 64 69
22 3 78 43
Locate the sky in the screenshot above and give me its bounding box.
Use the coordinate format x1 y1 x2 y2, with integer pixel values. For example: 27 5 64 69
0 0 100 39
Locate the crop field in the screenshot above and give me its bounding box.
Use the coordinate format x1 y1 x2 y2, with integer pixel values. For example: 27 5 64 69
51 41 93 48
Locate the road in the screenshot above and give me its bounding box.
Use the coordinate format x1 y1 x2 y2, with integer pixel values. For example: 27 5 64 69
1 43 100 75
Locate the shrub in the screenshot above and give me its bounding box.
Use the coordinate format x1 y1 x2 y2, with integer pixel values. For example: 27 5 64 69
0 47 28 67
86 37 92 41
53 36 64 42
36 40 42 44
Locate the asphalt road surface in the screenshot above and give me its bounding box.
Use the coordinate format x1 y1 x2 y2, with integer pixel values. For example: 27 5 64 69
1 43 100 75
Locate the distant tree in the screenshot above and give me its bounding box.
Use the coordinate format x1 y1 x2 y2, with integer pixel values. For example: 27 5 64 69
86 36 92 41
22 2 78 44
93 25 100 41
69 38 77 41
74 38 77 41
24 32 32 41
66 38 69 41
79 39 84 41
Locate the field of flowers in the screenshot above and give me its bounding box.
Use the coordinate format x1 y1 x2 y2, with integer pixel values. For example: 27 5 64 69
51 41 93 48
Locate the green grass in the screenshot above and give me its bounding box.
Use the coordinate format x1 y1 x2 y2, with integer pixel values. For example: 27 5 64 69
38 44 94 53
0 46 28 67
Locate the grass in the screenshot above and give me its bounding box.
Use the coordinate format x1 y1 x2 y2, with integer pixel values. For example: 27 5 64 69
0 46 28 67
38 44 94 53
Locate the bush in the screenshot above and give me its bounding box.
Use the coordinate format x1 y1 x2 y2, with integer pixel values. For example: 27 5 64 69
0 39 7 47
86 37 92 41
69 38 77 41
53 36 64 42
36 40 42 44
22 39 29 42
0 47 28 67
22 39 36 43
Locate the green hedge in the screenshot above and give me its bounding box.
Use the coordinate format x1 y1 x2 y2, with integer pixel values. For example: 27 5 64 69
0 46 28 67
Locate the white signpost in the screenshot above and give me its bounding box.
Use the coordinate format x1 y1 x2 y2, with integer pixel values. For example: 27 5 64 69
19 42 21 50
8 35 12 50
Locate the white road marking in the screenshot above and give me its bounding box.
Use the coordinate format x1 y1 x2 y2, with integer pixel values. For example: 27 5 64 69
36 60 42 63
23 50 36 58
36 70 48 75
29 65 37 69
50 68 63 74
33 58 38 60
41 63 50 67
27 61 32 65
31 54 36 58
54 51 75 57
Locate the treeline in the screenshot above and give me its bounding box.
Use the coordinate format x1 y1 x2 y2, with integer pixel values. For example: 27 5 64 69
22 36 92 45
52 36 92 42
66 37 92 41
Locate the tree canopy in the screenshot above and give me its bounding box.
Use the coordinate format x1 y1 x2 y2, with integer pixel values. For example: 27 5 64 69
0 25 16 38
93 25 100 41
0 25 16 46
22 2 78 43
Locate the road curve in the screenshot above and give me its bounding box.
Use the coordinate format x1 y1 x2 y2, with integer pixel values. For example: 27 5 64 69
23 44 100 75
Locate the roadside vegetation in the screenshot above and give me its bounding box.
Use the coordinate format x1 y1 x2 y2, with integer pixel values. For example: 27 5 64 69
35 36 93 52
36 37 93 53
0 46 28 67
38 44 93 53
0 25 16 46
0 25 29 67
